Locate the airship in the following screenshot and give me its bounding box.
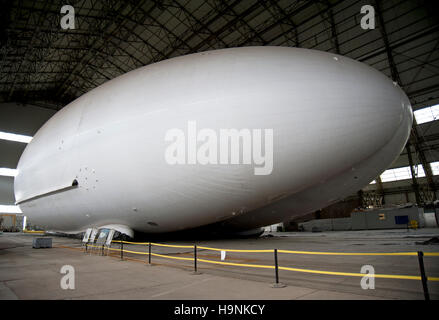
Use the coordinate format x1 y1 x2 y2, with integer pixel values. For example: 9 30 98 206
14 46 412 238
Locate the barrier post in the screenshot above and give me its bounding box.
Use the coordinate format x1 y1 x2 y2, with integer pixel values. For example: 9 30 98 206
191 244 201 275
417 251 430 300
147 242 152 266
85 243 88 253
120 242 124 261
271 249 286 288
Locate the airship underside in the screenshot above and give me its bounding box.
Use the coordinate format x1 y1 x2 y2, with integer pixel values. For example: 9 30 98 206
14 46 413 237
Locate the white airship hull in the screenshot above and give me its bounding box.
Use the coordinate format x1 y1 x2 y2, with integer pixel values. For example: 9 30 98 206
14 46 412 236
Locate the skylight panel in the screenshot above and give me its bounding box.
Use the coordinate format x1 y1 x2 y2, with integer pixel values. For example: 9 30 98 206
414 104 439 125
430 161 439 175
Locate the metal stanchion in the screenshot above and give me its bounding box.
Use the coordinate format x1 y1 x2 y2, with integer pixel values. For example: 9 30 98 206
146 242 152 266
191 245 201 275
271 249 286 288
417 251 430 300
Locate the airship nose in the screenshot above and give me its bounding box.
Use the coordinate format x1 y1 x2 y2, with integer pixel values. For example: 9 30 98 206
332 61 412 163
269 52 413 189
368 78 413 152
331 69 413 182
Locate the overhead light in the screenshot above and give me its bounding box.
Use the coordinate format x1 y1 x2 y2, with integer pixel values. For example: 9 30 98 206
0 205 22 214
0 131 33 143
0 168 18 177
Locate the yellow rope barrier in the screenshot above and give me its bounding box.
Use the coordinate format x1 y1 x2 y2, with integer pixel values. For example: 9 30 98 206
277 266 439 281
277 250 419 256
150 242 194 248
112 240 150 245
122 249 148 255
87 244 148 255
423 252 439 257
197 246 272 253
79 243 439 282
194 257 439 281
198 258 275 269
151 252 193 261
110 240 439 257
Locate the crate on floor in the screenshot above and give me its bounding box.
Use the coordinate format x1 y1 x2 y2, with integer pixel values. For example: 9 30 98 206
32 238 52 248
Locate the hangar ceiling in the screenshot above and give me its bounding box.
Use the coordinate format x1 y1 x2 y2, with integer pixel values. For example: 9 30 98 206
0 0 438 111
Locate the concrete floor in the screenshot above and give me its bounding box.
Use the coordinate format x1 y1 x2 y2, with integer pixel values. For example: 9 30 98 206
0 228 438 300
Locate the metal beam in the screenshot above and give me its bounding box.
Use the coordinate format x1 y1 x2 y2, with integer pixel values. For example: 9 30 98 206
375 0 436 203
410 120 438 200
326 3 340 54
406 142 422 205
375 176 385 205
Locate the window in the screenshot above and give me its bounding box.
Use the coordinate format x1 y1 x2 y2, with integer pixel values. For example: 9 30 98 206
380 166 412 182
370 162 439 185
379 165 425 183
414 104 439 125
430 161 439 175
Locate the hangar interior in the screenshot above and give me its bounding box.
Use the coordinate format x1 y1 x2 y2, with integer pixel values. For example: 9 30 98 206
1 0 439 230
